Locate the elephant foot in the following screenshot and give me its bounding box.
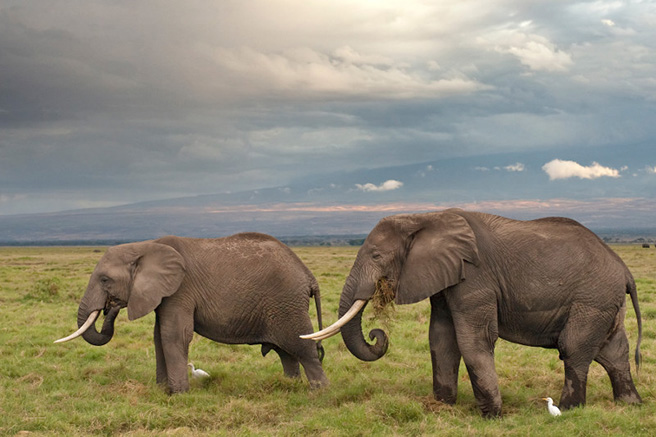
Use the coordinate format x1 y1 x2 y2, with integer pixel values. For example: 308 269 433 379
308 377 329 390
558 390 585 411
433 385 457 405
480 405 502 419
608 371 642 405
615 391 642 405
166 378 190 395
471 380 502 418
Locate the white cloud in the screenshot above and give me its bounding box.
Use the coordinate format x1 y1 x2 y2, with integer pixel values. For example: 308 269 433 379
356 180 404 192
508 40 573 72
504 162 525 172
417 165 434 178
477 163 524 172
210 46 487 100
542 159 621 180
480 28 573 72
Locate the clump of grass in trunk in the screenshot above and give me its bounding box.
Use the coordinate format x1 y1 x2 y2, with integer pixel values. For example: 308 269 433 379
371 277 396 322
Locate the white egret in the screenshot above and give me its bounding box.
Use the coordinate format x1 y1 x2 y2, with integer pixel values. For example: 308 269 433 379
188 363 210 379
542 397 561 416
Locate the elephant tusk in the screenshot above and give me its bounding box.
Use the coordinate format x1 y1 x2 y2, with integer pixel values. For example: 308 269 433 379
53 310 100 343
300 299 367 341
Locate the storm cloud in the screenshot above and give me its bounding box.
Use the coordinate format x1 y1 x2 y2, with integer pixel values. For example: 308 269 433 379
1 1 655 215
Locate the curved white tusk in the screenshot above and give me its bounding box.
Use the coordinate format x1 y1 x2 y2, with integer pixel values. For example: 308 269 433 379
300 299 367 341
53 310 100 344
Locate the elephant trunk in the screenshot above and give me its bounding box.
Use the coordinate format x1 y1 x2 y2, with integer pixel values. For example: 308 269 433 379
338 273 389 361
75 285 120 346
77 304 120 346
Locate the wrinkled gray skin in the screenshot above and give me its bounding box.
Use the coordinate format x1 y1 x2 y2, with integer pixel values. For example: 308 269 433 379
75 233 328 393
339 209 642 417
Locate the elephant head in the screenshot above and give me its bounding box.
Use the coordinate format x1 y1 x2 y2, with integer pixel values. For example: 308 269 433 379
55 241 186 345
302 210 479 360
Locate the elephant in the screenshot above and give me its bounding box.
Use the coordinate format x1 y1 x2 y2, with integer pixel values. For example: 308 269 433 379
303 209 642 417
56 233 329 393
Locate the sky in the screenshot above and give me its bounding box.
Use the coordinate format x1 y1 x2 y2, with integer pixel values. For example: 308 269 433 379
1 0 655 218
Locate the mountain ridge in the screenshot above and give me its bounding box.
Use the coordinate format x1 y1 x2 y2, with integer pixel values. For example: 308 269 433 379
2 147 655 244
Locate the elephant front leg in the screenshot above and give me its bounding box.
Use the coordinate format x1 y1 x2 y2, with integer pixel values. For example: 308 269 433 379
154 316 167 386
429 294 461 405
156 308 194 394
463 355 502 418
448 289 502 417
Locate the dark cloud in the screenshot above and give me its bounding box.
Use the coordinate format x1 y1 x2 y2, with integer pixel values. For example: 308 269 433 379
1 1 655 215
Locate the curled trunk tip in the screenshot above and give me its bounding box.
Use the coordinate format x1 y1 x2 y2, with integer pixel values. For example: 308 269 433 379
339 300 389 362
78 305 121 346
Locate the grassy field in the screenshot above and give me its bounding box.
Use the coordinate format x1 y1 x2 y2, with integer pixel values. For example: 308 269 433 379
1 245 655 435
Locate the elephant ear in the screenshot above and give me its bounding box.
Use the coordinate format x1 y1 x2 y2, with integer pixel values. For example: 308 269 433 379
128 242 186 320
396 212 480 305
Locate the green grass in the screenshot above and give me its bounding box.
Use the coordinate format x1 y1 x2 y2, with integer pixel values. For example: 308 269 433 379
1 245 655 435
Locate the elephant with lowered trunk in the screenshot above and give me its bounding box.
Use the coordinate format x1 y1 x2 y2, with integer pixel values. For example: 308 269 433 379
56 233 328 393
304 209 642 417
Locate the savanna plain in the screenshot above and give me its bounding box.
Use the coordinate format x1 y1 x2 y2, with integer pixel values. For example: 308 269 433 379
1 244 655 436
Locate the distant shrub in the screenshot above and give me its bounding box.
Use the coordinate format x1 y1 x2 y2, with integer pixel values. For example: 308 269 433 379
24 277 64 303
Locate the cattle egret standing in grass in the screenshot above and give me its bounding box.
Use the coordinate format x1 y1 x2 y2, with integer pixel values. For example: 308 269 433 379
188 363 210 379
542 397 561 416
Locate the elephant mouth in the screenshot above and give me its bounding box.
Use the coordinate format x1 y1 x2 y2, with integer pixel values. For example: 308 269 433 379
105 297 127 313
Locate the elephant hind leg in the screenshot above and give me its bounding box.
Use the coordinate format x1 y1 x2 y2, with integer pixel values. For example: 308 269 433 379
557 305 611 410
299 354 329 389
266 344 301 379
277 339 329 389
559 360 590 410
594 326 642 404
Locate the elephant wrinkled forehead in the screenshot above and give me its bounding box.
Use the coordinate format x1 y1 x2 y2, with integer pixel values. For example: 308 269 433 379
370 215 415 241
98 245 139 268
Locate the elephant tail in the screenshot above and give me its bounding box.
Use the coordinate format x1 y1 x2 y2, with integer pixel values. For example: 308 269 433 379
627 278 642 372
310 280 325 362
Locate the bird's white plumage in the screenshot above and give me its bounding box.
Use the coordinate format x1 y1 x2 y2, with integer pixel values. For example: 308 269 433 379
542 397 561 416
188 363 210 379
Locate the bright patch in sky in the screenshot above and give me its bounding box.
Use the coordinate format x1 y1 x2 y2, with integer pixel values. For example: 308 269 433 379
542 160 621 180
356 180 404 192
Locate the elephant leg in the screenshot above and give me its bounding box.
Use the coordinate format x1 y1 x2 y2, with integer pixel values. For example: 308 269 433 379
269 314 329 389
298 352 329 389
277 338 328 388
429 294 461 405
560 360 590 410
273 346 302 378
448 288 501 417
157 307 194 394
557 306 608 410
594 322 642 404
154 314 168 386
452 321 501 416
461 350 501 418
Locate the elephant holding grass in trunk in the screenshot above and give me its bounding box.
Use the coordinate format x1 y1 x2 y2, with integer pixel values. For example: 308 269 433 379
56 233 329 393
304 209 642 417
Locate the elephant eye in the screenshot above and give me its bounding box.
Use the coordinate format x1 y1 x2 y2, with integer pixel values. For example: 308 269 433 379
100 276 110 284
372 252 382 261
